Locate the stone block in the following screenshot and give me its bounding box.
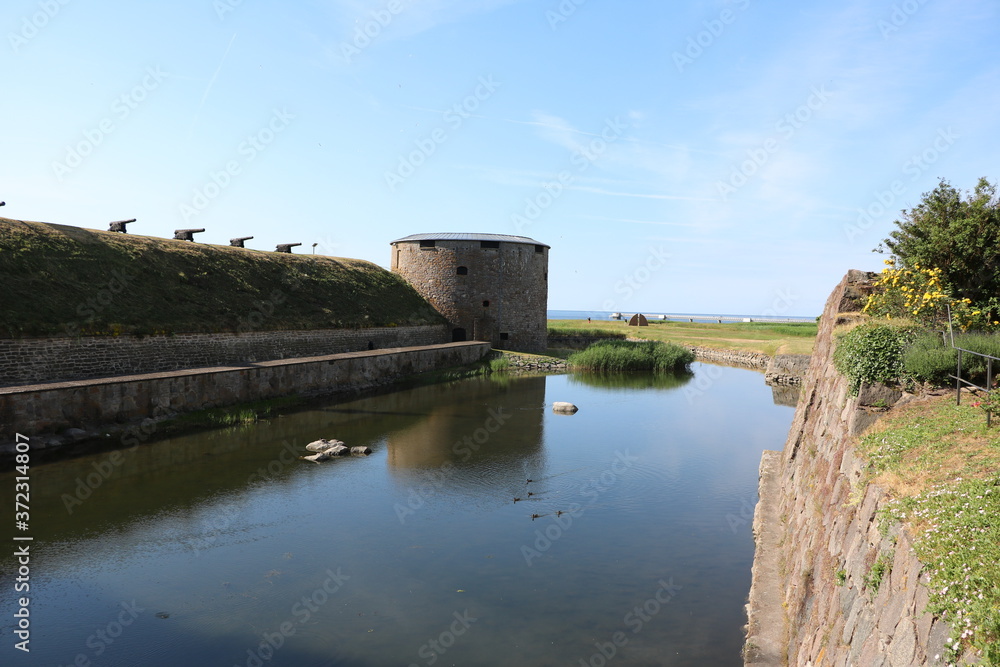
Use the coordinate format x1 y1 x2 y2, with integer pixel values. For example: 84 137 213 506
857 382 904 408
841 595 865 644
926 620 952 664
858 633 887 667
915 586 933 647
849 407 881 436
887 618 916 667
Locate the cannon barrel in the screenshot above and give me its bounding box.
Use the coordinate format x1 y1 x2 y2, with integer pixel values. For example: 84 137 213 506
173 228 206 241
275 243 303 253
108 218 137 233
230 236 254 247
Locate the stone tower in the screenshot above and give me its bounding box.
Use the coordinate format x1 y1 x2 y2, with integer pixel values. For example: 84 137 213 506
390 233 549 353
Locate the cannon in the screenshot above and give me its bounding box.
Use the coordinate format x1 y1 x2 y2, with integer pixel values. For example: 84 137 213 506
108 218 136 233
275 243 302 253
230 236 254 248
173 228 206 242
0 201 5 207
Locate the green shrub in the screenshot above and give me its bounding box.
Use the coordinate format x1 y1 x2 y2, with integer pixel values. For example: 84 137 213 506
568 340 694 373
903 333 956 385
834 322 922 394
957 333 1000 372
903 332 1000 387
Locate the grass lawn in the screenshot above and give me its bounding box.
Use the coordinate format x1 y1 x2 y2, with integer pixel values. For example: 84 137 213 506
860 395 1000 663
548 319 817 356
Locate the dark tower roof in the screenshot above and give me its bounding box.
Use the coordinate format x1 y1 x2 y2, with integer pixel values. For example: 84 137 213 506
391 232 549 249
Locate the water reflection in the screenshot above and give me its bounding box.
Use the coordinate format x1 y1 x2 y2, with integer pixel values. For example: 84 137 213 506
568 370 693 390
0 366 794 667
385 376 545 470
770 382 801 407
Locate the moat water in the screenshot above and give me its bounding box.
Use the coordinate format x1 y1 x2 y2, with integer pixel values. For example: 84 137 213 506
0 363 795 666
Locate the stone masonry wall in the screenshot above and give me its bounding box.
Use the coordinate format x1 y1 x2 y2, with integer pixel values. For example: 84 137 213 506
745 271 959 666
684 345 771 370
391 239 548 353
0 325 448 387
0 341 491 448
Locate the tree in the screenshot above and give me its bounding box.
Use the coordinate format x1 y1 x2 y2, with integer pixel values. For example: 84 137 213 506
877 177 1000 309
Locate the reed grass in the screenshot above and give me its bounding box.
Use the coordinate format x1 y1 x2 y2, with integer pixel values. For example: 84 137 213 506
567 339 694 372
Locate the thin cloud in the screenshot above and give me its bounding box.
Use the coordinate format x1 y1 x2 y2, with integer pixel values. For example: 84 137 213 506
581 215 711 228
187 33 238 141
566 185 712 202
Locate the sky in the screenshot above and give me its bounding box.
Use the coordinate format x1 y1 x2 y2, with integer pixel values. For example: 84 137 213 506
2 0 998 317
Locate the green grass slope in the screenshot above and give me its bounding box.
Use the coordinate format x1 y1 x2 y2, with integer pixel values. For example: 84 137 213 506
0 218 445 337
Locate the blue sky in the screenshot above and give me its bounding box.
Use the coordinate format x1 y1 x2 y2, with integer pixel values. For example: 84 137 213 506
3 0 998 316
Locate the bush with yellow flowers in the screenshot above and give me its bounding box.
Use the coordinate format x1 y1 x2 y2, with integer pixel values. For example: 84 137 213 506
864 261 1000 332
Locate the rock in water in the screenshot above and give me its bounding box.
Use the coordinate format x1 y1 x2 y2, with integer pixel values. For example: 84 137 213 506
327 445 350 457
350 446 372 456
302 451 332 463
305 438 345 452
552 402 579 414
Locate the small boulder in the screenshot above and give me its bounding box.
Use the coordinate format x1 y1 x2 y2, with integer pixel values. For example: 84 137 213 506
305 438 345 452
327 445 350 457
302 451 332 463
552 402 578 414
350 446 372 456
64 427 89 442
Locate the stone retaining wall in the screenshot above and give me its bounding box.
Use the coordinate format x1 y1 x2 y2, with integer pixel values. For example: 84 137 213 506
684 345 771 370
764 354 811 385
745 271 963 666
501 352 567 372
0 325 449 387
0 342 490 451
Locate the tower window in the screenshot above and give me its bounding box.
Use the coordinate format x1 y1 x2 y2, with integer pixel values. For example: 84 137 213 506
500 332 509 341
419 240 436 249
535 244 544 253
456 266 468 275
480 241 500 249
483 300 490 308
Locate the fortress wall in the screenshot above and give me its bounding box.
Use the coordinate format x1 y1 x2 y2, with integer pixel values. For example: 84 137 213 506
391 239 548 353
0 341 490 448
0 325 449 387
745 272 958 666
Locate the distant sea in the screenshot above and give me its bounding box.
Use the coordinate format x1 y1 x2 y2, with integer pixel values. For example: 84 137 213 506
547 309 816 323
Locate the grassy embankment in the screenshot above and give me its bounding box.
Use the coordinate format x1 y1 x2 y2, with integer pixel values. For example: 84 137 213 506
856 396 1000 663
0 218 444 337
548 318 817 356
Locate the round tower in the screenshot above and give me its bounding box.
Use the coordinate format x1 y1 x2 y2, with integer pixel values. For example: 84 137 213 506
390 233 549 353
